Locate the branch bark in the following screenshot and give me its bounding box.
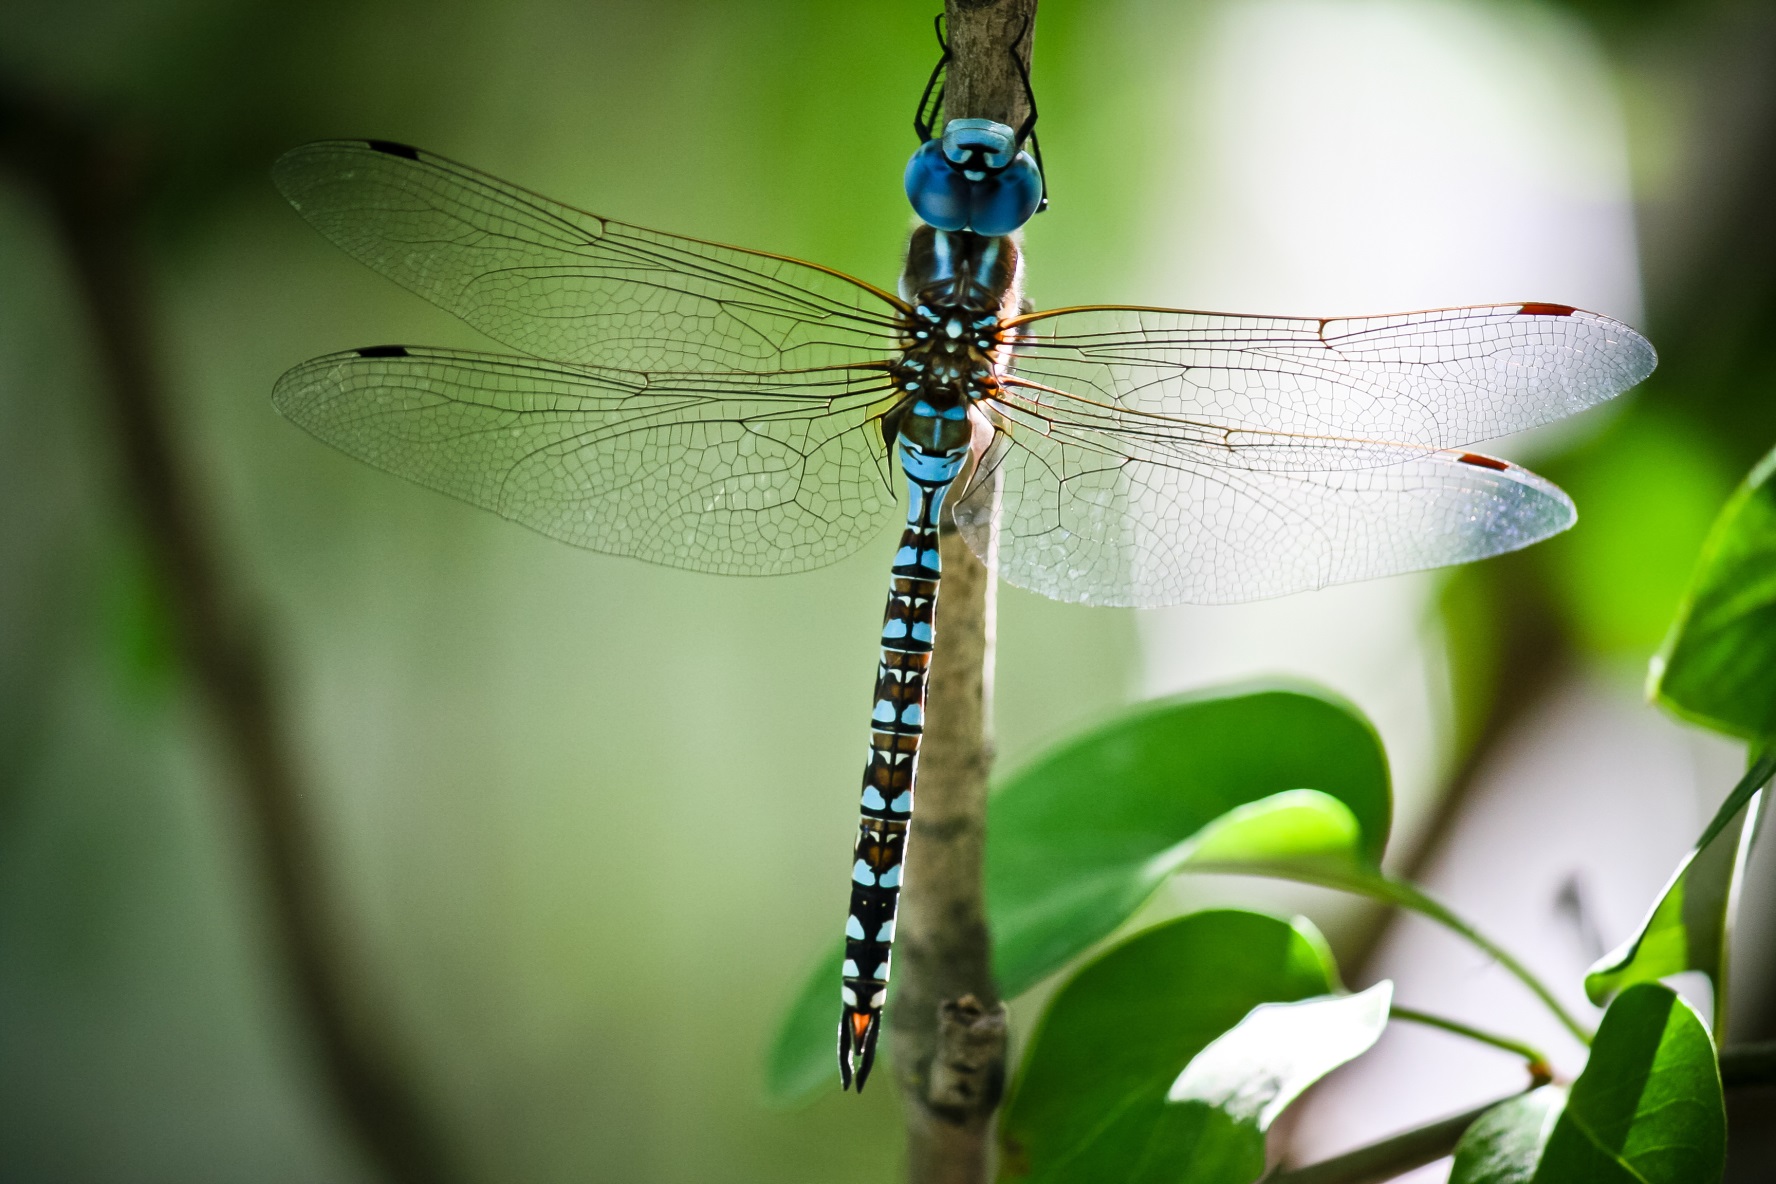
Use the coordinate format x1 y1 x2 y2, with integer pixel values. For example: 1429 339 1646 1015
0 85 462 1184
889 6 1037 1181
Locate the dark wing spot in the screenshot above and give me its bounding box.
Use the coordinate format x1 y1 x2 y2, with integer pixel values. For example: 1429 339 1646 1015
365 140 421 160
1517 302 1576 317
1458 452 1510 471
355 345 410 358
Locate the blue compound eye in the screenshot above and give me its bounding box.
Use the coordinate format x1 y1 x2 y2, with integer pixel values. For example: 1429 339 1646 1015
966 152 1043 237
904 139 971 232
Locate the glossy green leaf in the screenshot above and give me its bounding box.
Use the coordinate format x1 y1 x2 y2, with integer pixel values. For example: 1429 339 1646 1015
1448 1087 1567 1184
1585 754 1774 1032
1166 981 1392 1132
988 684 1389 993
997 911 1337 1184
1651 444 1776 741
765 684 1391 1104
1449 984 1725 1184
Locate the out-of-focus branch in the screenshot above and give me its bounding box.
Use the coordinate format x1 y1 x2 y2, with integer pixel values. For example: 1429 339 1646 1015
1267 1097 1505 1184
889 6 1037 1182
1722 1040 1776 1087
0 83 462 1184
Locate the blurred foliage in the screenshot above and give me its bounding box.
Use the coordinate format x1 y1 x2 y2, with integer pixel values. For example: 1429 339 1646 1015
1652 443 1776 740
1539 405 1736 661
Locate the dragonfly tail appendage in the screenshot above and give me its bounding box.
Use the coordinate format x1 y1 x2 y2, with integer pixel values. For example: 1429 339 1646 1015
839 435 971 1092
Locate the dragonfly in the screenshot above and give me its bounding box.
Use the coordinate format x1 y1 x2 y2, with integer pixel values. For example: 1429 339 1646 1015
271 139 1655 1092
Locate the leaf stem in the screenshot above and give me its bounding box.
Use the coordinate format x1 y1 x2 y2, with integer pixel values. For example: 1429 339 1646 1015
1193 863 1594 1045
1390 1006 1553 1083
1380 877 1594 1047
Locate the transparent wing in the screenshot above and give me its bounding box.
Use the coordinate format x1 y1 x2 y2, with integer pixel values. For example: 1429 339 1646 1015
273 140 907 373
955 384 1575 607
1006 302 1655 458
274 345 900 575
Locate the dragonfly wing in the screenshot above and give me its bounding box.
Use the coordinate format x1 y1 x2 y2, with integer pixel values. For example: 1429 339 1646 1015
273 140 907 373
274 346 900 575
954 393 1573 606
1007 302 1654 456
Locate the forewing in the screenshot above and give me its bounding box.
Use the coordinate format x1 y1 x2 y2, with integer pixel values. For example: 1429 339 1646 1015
1007 302 1654 456
955 391 1574 606
274 346 899 575
273 140 906 373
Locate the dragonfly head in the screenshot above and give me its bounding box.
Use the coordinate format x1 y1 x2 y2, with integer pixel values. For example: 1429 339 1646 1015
904 119 1043 237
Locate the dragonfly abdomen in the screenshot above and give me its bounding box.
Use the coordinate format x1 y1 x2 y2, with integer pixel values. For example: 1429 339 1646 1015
839 433 972 1092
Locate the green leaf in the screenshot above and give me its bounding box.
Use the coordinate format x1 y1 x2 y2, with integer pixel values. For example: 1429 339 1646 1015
1448 1087 1567 1184
1652 444 1776 741
997 911 1337 1184
764 683 1391 1104
1449 983 1725 1184
1585 754 1775 1033
1167 980 1393 1131
988 684 1389 993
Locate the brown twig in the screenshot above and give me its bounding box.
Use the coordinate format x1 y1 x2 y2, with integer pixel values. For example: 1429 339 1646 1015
888 7 1037 1181
0 84 461 1184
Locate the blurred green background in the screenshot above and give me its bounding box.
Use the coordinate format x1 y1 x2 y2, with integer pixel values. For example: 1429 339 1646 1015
2 0 1774 1181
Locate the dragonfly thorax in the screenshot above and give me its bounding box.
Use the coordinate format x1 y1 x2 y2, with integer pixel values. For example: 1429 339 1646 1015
899 224 1022 317
889 225 1018 460
889 301 1000 457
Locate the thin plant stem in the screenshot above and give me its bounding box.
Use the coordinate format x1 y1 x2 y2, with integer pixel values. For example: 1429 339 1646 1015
1382 877 1594 1047
1390 1006 1553 1083
1194 863 1593 1046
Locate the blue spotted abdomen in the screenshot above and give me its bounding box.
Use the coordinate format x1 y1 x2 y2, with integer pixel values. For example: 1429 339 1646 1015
837 430 971 1092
